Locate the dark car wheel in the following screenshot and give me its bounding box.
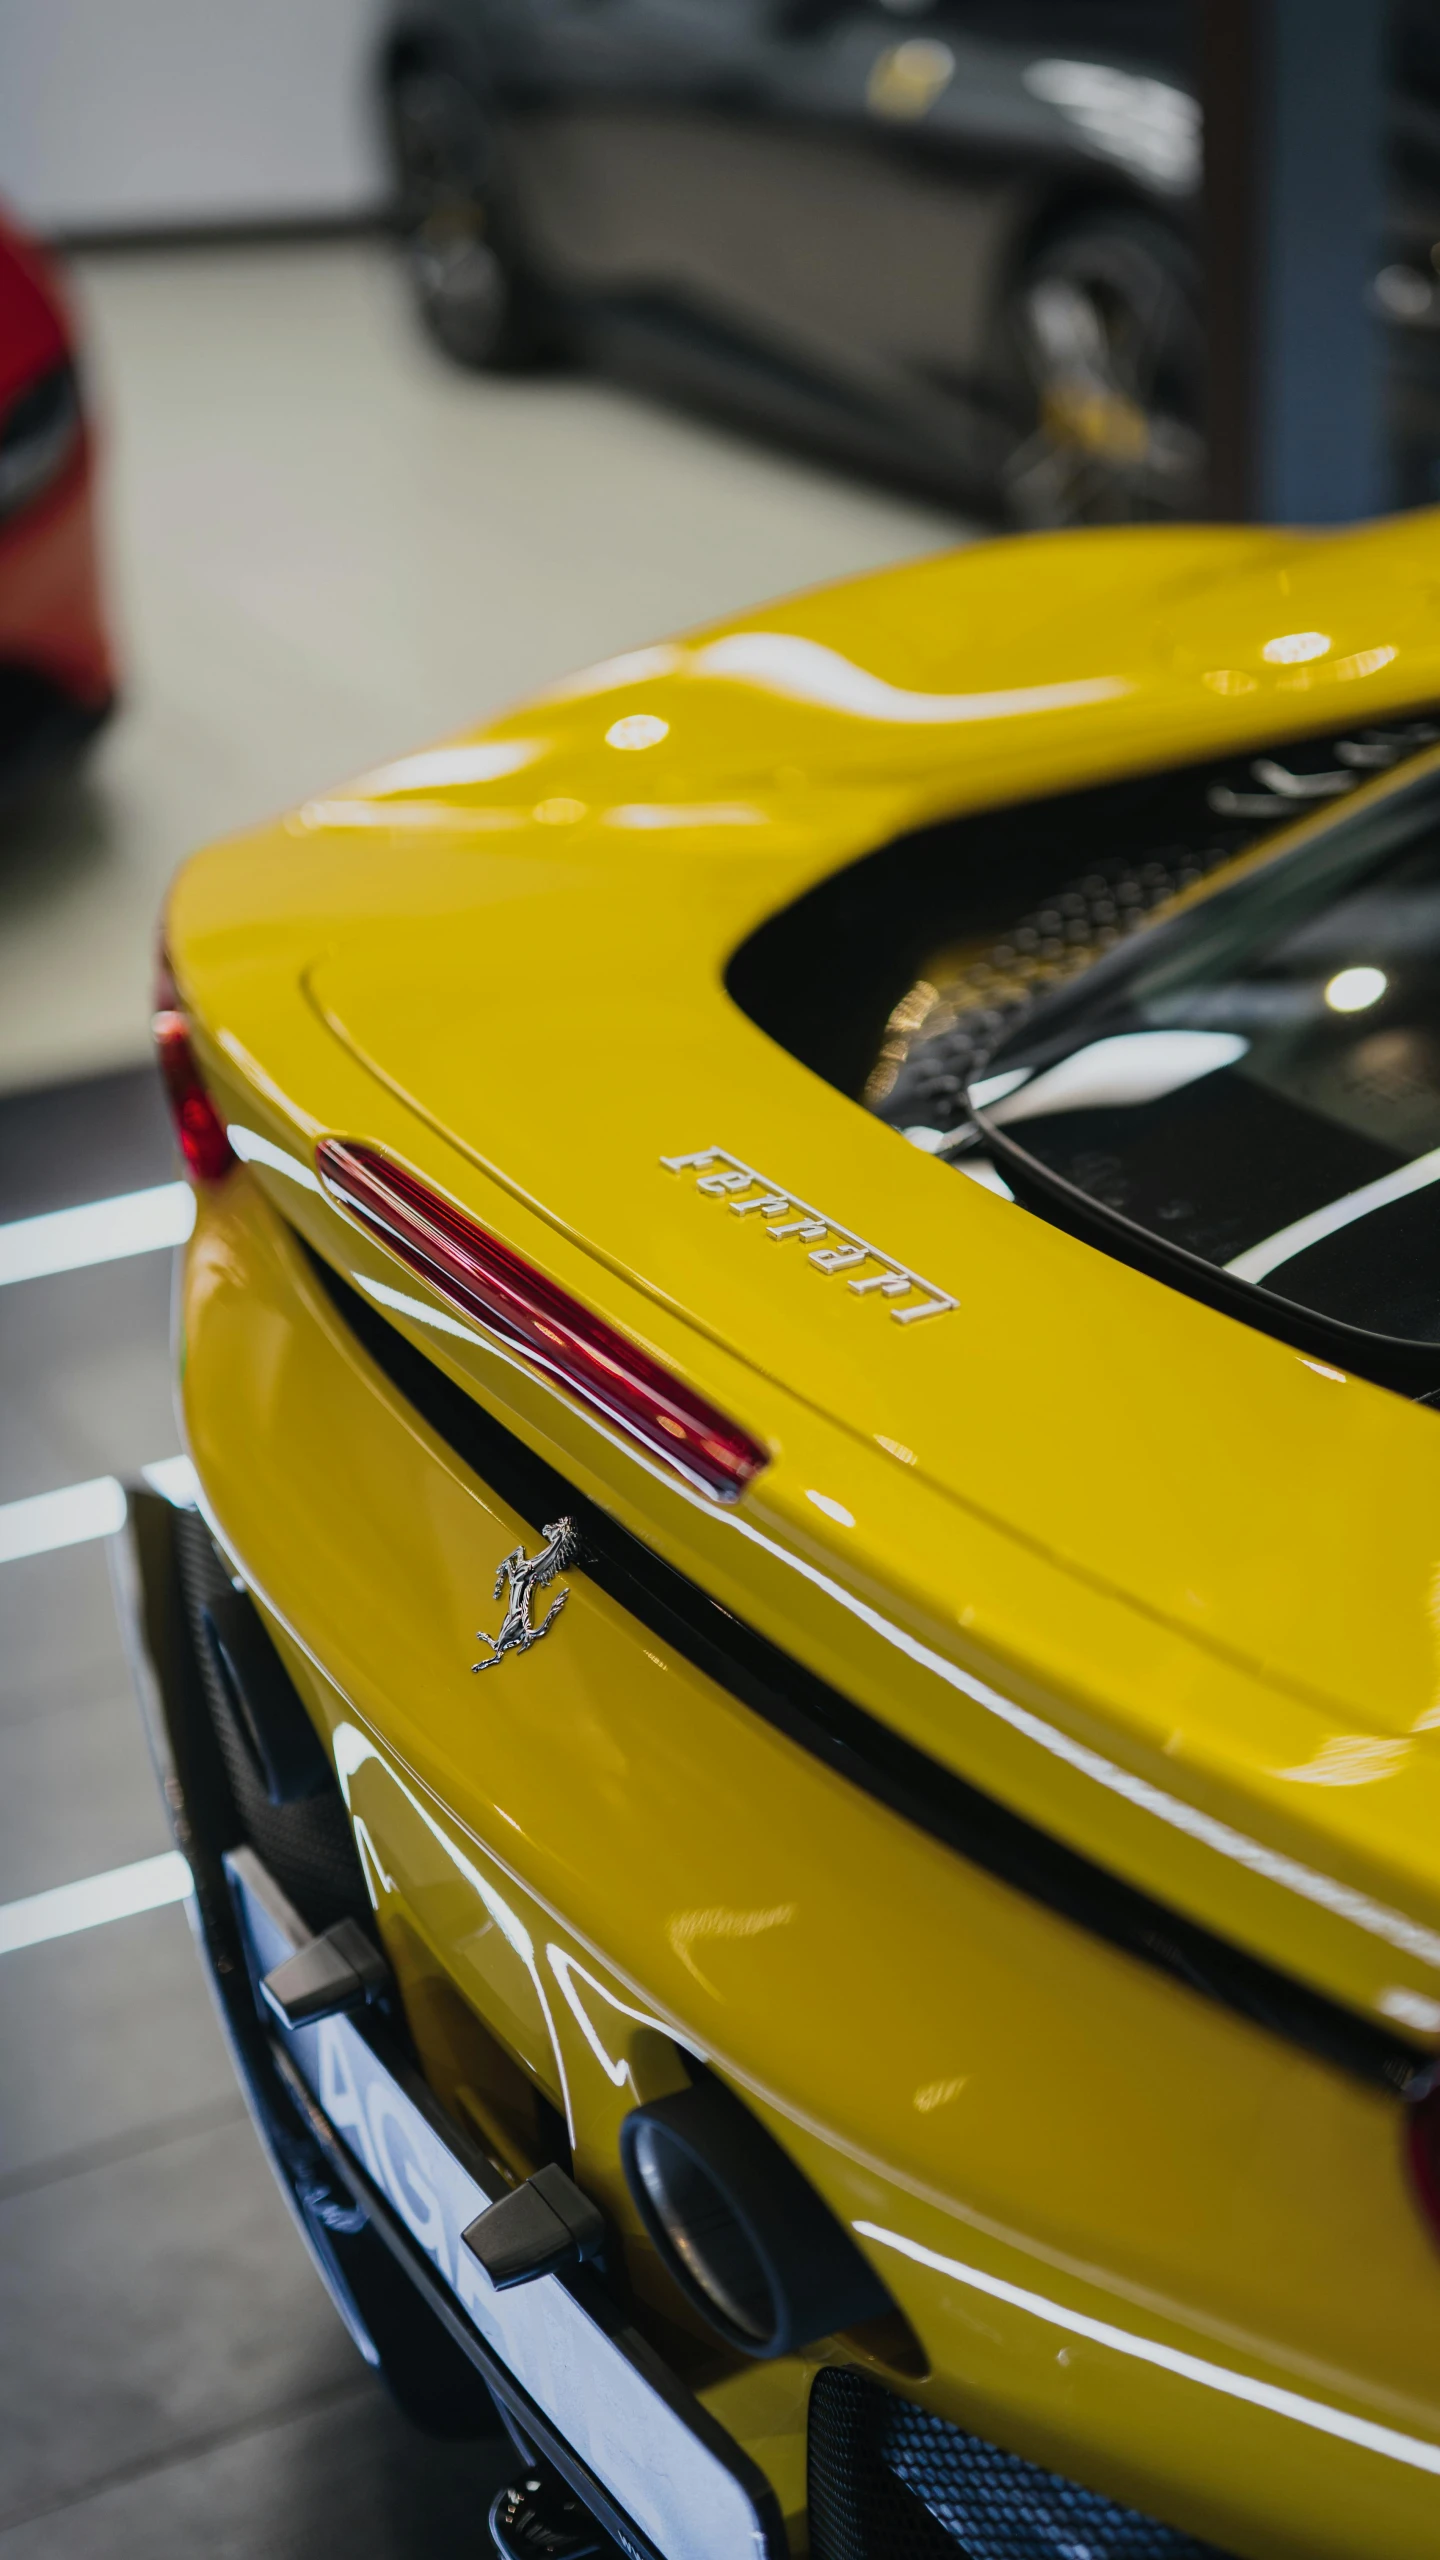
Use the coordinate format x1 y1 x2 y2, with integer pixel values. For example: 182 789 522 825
386 64 549 372
1002 212 1205 527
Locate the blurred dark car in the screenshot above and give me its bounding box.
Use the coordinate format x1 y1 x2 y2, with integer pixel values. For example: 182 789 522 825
377 0 1440 526
0 208 115 799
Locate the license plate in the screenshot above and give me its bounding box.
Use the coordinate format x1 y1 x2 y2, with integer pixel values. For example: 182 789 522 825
227 1850 779 2560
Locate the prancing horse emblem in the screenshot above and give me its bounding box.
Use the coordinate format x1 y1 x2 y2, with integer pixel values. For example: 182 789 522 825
471 1518 580 1673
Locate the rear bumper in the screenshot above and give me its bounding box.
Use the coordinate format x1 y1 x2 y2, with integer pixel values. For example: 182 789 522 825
117 1483 782 2560
117 1486 502 2422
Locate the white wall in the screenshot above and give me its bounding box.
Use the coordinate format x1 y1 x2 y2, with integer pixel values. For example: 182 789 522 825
0 0 388 235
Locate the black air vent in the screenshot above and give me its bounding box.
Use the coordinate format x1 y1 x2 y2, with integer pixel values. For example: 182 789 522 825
808 2368 1233 2560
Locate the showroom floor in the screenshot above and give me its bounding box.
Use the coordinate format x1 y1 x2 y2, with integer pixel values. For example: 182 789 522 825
0 235 956 1095
0 241 961 2552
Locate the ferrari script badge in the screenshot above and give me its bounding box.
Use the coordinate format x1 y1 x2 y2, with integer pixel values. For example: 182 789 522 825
661 1148 956 1324
472 1518 580 1673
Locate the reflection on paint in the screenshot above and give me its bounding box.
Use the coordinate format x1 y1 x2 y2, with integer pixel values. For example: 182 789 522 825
353 739 544 795
229 1126 322 1191
601 803 767 829
857 2221 1440 2479
332 1721 570 2129
1263 632 1332 666
688 631 1128 726
547 1942 702 2088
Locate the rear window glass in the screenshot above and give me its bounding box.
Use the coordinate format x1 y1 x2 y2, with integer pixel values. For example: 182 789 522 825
725 709 1440 1389
974 751 1440 1371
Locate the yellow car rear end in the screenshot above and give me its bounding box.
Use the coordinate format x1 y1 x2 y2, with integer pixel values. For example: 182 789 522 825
129 513 1440 2559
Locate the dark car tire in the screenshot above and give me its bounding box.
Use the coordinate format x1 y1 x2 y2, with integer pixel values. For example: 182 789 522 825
1001 210 1205 527
385 63 551 372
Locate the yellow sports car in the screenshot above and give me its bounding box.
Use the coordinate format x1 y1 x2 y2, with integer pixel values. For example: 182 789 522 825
126 512 1440 2560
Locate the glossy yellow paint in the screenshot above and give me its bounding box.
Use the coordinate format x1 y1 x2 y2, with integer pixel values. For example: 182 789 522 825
166 514 1440 2552
186 1167 1440 2558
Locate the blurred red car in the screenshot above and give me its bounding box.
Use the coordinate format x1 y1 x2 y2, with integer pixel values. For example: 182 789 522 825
0 207 114 798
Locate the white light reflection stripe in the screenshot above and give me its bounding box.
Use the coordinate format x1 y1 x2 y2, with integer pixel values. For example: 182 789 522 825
350 738 541 796
331 1720 575 2137
988 1029 1248 1126
355 1271 483 1344
0 1850 191 1956
227 1126 322 1191
143 1455 200 1506
0 1181 193 1286
720 1504 1440 1974
0 1475 126 1563
332 1725 534 1964
688 632 1129 726
342 1255 1440 1981
857 2223 1440 2478
1226 1142 1440 1285
0 1458 195 1564
600 803 767 830
535 635 1130 724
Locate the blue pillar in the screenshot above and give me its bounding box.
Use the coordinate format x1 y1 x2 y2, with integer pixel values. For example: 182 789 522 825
1203 0 1387 523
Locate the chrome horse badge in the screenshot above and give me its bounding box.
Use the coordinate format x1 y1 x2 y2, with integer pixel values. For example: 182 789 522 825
471 1518 580 1673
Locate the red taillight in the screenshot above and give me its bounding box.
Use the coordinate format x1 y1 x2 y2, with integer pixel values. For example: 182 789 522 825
153 948 234 1185
316 1138 767 1501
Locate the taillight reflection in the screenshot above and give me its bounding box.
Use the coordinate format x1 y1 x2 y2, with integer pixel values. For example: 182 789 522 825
316 1138 767 1501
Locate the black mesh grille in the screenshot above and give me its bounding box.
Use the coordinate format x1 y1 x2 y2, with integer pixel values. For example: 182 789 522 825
172 1505 372 1935
867 715 1440 1140
808 2369 1232 2560
873 837 1239 1138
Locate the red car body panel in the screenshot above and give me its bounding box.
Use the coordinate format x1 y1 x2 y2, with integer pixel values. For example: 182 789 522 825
0 206 115 751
